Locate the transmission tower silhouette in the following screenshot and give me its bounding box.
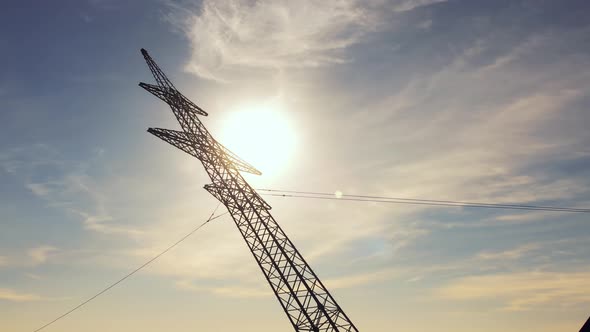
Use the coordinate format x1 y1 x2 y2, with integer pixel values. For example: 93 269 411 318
139 49 359 332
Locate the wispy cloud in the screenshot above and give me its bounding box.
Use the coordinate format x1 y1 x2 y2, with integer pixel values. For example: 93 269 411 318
477 243 540 261
1 246 61 268
325 267 399 289
166 0 448 81
1 144 141 237
437 270 590 311
167 0 376 80
24 273 43 280
176 279 269 298
70 209 143 236
391 0 447 12
353 30 590 209
0 288 41 302
416 237 590 310
28 246 59 265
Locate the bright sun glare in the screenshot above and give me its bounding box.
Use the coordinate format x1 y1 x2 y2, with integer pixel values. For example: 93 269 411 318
219 102 297 177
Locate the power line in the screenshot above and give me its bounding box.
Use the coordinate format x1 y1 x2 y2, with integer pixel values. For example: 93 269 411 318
33 204 227 332
258 189 590 213
262 193 587 212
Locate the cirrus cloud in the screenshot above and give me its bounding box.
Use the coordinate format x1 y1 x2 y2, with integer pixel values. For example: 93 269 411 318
437 270 590 311
0 288 41 303
166 0 448 81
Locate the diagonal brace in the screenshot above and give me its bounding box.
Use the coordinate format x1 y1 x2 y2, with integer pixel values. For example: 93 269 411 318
148 128 261 175
139 83 208 117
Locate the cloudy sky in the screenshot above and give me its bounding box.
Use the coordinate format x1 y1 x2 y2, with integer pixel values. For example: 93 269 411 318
1 0 590 331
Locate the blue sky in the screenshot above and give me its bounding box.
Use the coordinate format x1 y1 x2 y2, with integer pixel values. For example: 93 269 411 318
1 0 590 331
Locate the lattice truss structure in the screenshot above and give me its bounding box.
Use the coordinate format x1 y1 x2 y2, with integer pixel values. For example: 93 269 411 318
139 49 359 332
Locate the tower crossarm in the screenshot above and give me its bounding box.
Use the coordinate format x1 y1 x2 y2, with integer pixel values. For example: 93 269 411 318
139 83 208 117
140 49 360 332
147 127 204 160
148 128 261 175
216 142 261 175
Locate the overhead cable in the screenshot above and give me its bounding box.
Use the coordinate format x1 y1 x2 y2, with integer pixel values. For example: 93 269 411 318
258 189 590 213
33 204 227 332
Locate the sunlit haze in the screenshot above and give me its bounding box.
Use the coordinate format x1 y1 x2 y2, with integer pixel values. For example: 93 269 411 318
219 100 296 178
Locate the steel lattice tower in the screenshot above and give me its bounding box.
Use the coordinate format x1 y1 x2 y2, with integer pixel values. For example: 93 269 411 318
139 49 359 332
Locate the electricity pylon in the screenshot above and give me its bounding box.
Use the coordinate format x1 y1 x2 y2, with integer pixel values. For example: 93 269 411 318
139 49 359 332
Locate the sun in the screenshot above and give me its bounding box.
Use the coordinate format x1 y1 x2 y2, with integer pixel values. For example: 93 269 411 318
218 102 297 177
